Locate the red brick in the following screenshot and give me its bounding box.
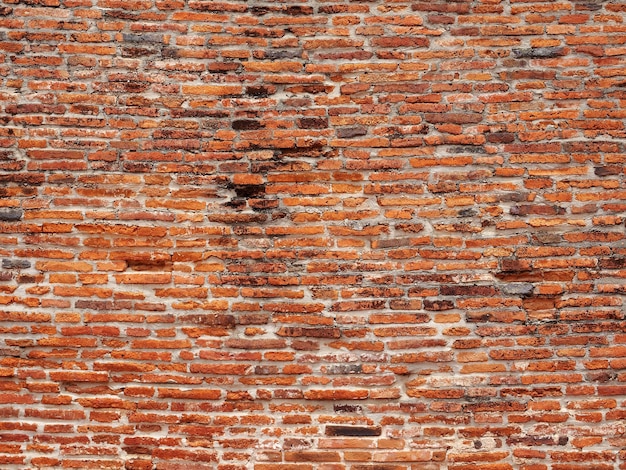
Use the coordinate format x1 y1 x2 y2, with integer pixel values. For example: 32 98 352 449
0 2 624 468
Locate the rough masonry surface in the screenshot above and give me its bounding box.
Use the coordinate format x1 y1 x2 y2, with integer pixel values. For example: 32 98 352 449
1 0 626 469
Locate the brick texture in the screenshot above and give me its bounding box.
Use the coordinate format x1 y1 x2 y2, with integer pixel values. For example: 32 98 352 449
1 0 626 468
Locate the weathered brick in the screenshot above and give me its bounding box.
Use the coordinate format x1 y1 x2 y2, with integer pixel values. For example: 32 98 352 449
0 209 23 222
0 1 624 468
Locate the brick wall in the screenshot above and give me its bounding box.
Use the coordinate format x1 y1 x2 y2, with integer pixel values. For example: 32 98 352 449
1 0 626 468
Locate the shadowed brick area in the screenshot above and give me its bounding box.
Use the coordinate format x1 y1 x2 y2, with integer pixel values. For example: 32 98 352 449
0 0 626 469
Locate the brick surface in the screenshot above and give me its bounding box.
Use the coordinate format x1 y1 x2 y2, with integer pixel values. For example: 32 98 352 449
1 0 626 468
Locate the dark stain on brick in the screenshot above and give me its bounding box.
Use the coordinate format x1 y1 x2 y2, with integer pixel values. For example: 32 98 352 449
501 283 534 297
286 85 333 95
599 257 626 269
2 259 31 269
123 162 153 173
0 208 23 221
229 184 266 199
487 132 515 143
284 5 314 15
105 10 139 20
595 166 621 176
507 436 564 446
337 127 367 138
566 141 622 153
122 47 160 58
232 119 263 131
171 109 229 118
264 49 302 60
161 47 179 59
325 425 382 437
249 199 279 210
513 47 566 59
318 51 374 61
298 118 328 129
588 371 617 382
424 299 455 311
571 0 606 10
334 404 362 414
245 85 275 97
448 145 487 154
459 208 478 217
249 6 270 16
